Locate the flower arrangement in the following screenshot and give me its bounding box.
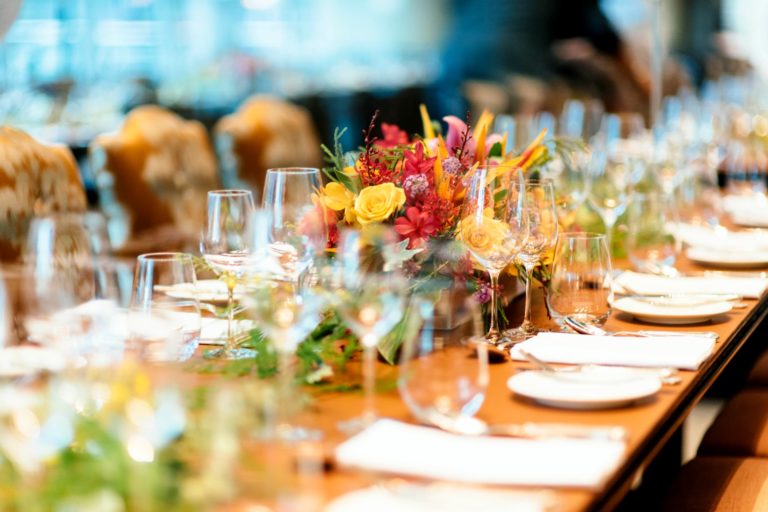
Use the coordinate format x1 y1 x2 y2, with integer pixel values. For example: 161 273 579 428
316 106 555 362
320 107 549 252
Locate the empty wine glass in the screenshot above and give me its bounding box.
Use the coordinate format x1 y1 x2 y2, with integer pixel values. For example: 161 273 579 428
128 253 201 363
201 189 256 359
587 150 630 252
459 165 528 345
333 226 407 433
262 168 327 285
626 193 678 273
398 245 488 431
504 179 559 342
547 233 614 328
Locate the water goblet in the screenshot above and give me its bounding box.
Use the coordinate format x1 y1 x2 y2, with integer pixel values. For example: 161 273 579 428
547 232 614 329
459 165 528 345
201 189 256 359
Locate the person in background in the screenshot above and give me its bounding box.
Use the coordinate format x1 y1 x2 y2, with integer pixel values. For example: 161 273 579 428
433 0 651 118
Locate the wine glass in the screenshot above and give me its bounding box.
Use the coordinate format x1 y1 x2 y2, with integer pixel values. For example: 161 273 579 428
626 192 678 274
459 165 528 345
244 278 326 438
547 232 614 329
504 179 559 342
23 213 120 364
262 168 327 286
587 149 630 253
333 226 407 433
128 253 201 363
398 241 488 431
201 189 256 360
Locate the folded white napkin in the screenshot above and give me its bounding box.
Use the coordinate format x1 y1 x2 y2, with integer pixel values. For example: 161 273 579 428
334 419 625 489
510 332 715 370
324 483 550 512
674 223 768 250
723 194 768 227
614 270 768 299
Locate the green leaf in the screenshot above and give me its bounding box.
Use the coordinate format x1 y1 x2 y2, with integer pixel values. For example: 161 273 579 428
488 141 503 158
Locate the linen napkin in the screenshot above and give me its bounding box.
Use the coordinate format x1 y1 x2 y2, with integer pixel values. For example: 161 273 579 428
614 270 768 299
334 419 625 489
722 194 768 228
674 223 768 250
324 483 551 512
510 332 715 370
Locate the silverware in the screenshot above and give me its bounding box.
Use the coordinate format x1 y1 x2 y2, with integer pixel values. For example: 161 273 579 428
519 349 682 386
434 415 627 442
564 316 719 340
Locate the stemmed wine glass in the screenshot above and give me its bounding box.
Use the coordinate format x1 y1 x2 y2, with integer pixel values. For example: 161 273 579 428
504 179 559 341
459 165 528 345
262 168 327 286
201 189 256 359
587 150 630 253
333 226 407 432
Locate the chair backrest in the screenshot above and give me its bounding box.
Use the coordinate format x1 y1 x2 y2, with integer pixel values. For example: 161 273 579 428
89 105 219 248
214 96 322 198
0 126 87 262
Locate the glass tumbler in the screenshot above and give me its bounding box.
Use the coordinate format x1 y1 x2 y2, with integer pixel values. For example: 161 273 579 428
129 253 201 363
547 232 614 329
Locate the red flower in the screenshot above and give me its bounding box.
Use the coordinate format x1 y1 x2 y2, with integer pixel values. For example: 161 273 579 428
375 123 410 148
394 207 439 248
402 141 436 179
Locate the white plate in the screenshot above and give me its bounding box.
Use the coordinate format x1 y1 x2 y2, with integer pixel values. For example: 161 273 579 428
612 296 733 325
159 279 246 304
506 368 661 410
730 212 768 228
686 247 768 269
0 347 66 377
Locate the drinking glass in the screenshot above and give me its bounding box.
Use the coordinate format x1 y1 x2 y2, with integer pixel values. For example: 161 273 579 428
587 150 630 251
626 193 678 274
201 189 256 359
398 260 488 431
244 278 326 438
333 226 407 432
128 253 201 363
23 213 119 363
459 165 527 345
547 233 614 329
262 168 327 285
504 179 559 341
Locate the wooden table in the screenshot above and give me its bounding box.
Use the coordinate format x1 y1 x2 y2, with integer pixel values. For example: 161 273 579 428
284 259 768 511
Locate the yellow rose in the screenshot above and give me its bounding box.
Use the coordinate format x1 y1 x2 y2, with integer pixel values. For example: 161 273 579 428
459 209 510 256
322 182 357 224
354 183 406 225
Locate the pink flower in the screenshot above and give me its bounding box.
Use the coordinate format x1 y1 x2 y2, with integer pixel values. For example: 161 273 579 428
394 206 439 248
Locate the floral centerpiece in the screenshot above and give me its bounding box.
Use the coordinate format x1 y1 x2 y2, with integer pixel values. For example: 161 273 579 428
316 106 552 363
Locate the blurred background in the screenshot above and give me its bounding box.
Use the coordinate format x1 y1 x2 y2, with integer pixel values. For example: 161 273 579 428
0 0 766 179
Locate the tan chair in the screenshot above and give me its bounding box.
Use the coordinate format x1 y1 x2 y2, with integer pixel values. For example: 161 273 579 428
0 126 87 262
90 105 218 252
214 96 322 197
662 457 768 511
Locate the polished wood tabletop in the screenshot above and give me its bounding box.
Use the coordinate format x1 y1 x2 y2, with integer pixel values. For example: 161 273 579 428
275 257 768 512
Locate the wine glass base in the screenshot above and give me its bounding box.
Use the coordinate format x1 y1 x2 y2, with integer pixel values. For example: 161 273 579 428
337 414 377 436
502 325 540 344
204 347 257 360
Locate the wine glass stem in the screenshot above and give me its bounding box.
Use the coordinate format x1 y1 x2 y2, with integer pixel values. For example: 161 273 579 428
362 341 377 423
521 263 535 331
226 281 235 354
487 270 501 340
277 347 296 429
604 217 616 254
